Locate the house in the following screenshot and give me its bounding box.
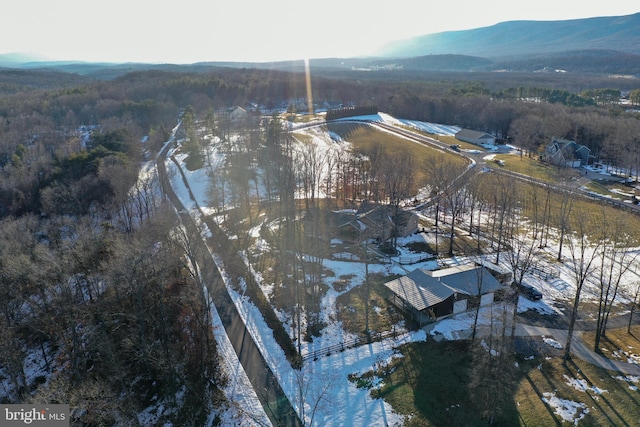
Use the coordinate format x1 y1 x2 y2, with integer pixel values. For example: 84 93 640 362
384 264 504 326
455 129 496 146
322 100 343 111
542 137 591 167
335 202 419 242
229 106 248 122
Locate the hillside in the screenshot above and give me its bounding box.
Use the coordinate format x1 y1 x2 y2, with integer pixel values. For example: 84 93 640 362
375 13 640 59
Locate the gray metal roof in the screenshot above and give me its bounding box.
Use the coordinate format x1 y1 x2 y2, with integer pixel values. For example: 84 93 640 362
384 265 504 312
438 267 503 296
384 272 454 311
455 129 494 140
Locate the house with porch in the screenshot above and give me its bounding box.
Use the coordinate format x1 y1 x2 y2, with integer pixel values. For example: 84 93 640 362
543 137 591 167
334 202 419 243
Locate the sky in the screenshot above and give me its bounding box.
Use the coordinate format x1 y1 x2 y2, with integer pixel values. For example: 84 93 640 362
2 1 639 63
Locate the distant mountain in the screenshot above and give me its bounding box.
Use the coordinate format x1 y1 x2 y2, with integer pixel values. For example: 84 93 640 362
375 13 640 59
5 12 640 78
0 52 50 65
300 50 640 75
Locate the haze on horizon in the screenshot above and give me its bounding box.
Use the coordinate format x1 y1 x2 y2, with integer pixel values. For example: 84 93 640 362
3 1 639 64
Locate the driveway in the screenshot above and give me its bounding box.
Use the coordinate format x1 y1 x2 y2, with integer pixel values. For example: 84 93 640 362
428 317 640 376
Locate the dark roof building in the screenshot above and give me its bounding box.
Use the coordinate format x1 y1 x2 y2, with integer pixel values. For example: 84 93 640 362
384 264 504 324
543 137 592 167
334 202 419 242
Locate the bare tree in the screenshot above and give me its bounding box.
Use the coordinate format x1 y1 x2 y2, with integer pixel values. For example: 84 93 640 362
628 281 640 334
563 206 604 364
441 176 469 257
381 150 414 249
469 301 517 425
296 141 328 210
503 187 542 342
425 159 467 256
594 215 639 351
491 174 516 264
292 364 337 426
555 195 574 261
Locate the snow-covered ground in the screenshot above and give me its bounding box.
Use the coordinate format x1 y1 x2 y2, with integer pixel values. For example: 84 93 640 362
165 113 640 426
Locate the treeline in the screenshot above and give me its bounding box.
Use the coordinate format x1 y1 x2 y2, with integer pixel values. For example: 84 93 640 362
325 105 378 120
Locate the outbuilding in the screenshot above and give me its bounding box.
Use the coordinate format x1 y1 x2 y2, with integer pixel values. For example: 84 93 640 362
384 264 504 326
455 129 496 147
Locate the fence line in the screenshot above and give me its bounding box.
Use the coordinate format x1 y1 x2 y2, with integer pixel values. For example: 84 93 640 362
396 254 434 265
530 263 558 280
302 329 399 363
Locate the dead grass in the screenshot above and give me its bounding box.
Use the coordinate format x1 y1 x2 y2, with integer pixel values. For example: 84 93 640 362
335 273 405 337
583 325 640 363
358 338 640 426
491 153 581 183
516 353 640 426
344 126 468 194
584 180 639 202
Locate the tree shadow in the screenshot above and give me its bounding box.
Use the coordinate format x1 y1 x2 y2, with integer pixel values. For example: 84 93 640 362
563 358 631 427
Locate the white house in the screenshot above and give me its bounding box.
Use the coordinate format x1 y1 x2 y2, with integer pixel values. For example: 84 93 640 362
455 129 496 146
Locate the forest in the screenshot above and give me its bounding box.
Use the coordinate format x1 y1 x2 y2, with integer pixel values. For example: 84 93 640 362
1 64 640 424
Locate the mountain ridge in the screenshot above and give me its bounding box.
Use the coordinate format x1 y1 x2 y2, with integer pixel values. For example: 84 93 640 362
3 13 640 78
375 13 640 59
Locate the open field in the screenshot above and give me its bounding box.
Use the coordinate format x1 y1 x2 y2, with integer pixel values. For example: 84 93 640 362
491 153 581 182
583 325 640 364
329 123 469 193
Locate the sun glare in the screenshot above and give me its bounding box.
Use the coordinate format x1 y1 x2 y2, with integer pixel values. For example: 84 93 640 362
304 58 314 115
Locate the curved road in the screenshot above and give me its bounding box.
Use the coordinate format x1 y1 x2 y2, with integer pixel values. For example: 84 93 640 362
371 120 640 214
157 137 302 426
